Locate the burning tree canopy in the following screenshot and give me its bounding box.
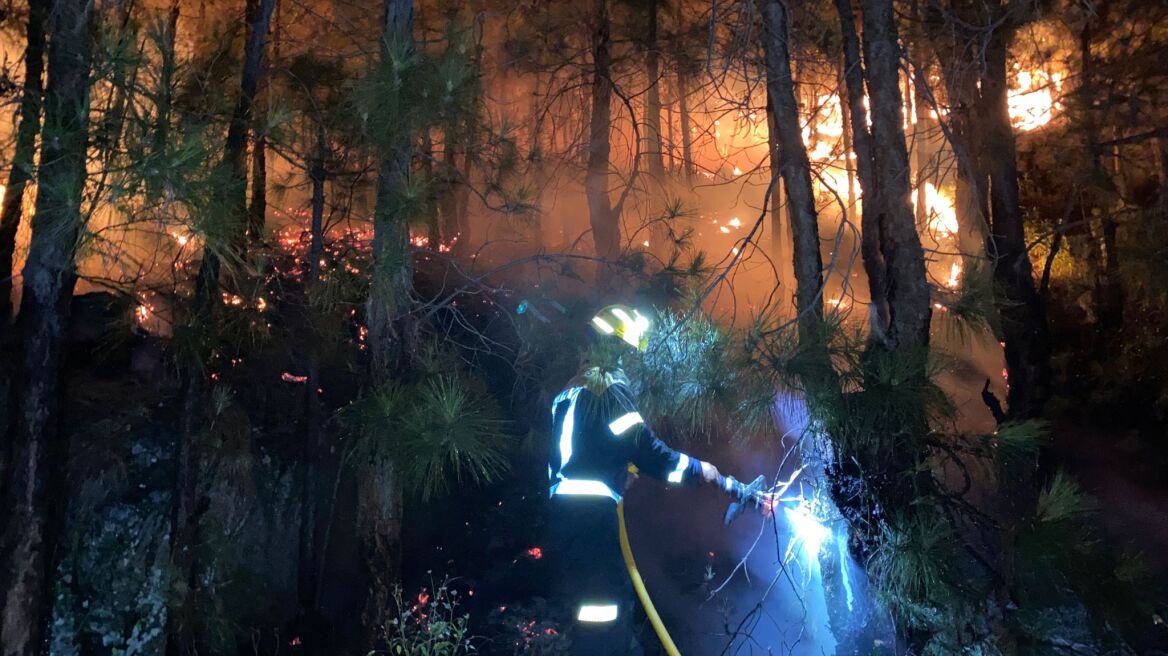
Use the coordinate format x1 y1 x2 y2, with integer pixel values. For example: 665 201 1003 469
0 0 1165 654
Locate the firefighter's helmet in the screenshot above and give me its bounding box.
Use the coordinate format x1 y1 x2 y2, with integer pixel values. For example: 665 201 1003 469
589 304 651 352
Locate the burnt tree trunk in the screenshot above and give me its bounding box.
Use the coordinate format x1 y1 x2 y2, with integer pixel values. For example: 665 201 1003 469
765 91 793 305
0 0 49 331
152 0 181 161
860 0 931 353
247 114 268 241
585 0 619 266
193 0 276 311
677 66 694 186
833 0 887 335
0 1 93 654
643 0 664 179
361 0 414 642
982 29 1050 420
759 0 827 348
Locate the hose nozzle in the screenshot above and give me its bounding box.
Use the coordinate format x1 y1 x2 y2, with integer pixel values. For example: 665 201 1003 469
720 474 768 525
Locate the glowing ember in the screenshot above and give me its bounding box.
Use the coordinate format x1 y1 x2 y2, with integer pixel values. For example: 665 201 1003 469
727 217 742 228
281 372 308 384
526 546 543 559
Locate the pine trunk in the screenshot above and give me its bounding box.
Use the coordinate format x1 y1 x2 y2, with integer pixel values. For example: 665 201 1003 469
0 0 49 330
193 0 276 310
1078 9 1124 338
677 68 694 186
299 128 327 615
860 0 931 353
585 0 619 265
644 0 664 179
168 3 276 653
759 0 826 345
981 31 1050 420
0 1 92 654
833 0 887 335
247 124 268 241
361 0 413 642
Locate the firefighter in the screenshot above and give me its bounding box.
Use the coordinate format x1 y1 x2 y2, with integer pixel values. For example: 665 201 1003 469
545 304 737 653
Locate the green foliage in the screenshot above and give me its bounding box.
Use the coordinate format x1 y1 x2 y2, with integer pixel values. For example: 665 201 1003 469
991 420 1050 460
627 309 776 443
349 356 511 502
1034 471 1095 525
937 258 997 341
356 21 481 163
373 579 477 656
870 509 958 628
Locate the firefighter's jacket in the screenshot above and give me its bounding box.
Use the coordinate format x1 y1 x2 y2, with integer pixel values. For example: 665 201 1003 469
548 368 702 503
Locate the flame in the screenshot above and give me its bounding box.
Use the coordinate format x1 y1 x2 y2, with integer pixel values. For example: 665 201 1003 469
916 182 958 237
1009 67 1063 131
946 261 962 289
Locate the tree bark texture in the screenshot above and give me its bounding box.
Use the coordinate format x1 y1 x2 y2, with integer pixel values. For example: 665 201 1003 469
167 3 276 654
759 0 827 345
859 0 932 353
0 0 49 330
833 0 888 336
677 67 694 185
585 0 619 264
0 1 92 654
981 30 1050 420
361 0 414 643
644 0 664 179
193 0 276 313
928 0 1051 421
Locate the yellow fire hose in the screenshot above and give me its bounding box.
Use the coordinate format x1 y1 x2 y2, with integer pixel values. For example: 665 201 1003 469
617 499 682 656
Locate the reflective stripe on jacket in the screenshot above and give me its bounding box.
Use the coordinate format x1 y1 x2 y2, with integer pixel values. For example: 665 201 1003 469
548 375 701 502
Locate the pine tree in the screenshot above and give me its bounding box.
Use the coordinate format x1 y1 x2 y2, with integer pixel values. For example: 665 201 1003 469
0 1 94 654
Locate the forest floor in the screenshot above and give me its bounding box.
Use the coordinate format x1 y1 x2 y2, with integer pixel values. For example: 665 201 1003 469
1053 422 1168 576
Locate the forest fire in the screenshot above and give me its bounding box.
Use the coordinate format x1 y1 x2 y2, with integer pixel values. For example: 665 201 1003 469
1010 67 1064 131
0 1 1162 655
